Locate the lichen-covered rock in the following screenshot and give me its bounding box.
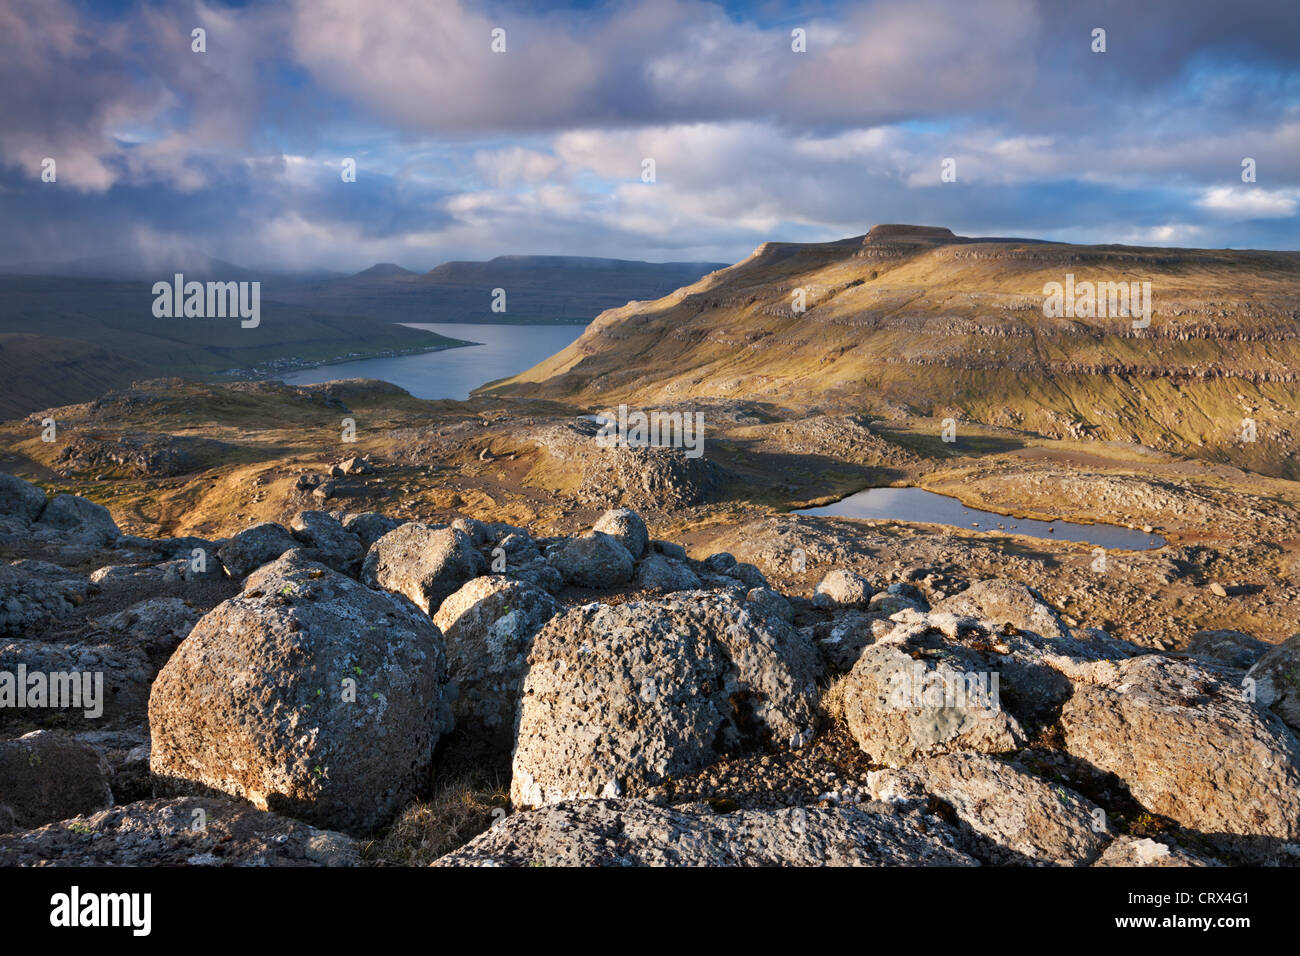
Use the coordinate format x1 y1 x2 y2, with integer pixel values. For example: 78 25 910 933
868 753 1111 865
842 615 1028 766
149 554 454 834
723 562 768 590
934 579 1069 639
592 508 649 560
0 796 357 866
1245 634 1300 733
545 531 634 589
511 591 821 808
0 472 46 522
1188 629 1271 671
633 553 702 593
814 569 875 610
435 799 977 867
745 587 794 624
216 522 299 579
432 576 562 757
0 560 89 635
0 731 113 833
1061 655 1300 841
361 522 484 615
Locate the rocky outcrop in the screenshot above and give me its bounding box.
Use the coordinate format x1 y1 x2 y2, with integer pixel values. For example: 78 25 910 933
148 554 454 834
435 798 977 867
511 591 821 808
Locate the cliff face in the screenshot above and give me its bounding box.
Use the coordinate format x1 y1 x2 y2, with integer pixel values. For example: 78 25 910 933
485 226 1300 477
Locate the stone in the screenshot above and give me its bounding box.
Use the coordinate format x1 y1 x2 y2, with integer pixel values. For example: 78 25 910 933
0 731 113 833
361 523 484 615
814 569 875 610
216 522 299 579
545 531 634 589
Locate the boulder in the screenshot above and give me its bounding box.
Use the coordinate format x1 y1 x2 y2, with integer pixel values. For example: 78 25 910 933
0 472 46 522
96 597 199 657
0 731 113 833
633 553 702 593
723 562 768 590
1093 836 1217 868
432 576 562 757
592 508 649 560
1060 655 1300 841
0 639 153 726
216 522 299 579
34 494 120 546
867 753 1111 865
361 523 484 615
842 614 1028 766
1188 629 1271 671
0 796 357 866
1245 634 1300 733
290 511 363 572
814 569 875 610
435 799 977 867
545 531 634 589
933 579 1069 639
341 512 405 551
745 587 795 624
0 560 90 635
149 554 454 834
511 591 821 808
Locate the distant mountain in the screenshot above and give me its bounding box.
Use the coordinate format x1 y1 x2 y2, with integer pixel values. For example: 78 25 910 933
486 224 1300 478
0 252 342 282
274 255 730 325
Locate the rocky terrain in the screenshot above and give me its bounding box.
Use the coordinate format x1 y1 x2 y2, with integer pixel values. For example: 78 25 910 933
1 226 1297 868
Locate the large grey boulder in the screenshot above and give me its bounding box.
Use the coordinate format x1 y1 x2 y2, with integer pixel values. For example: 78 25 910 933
511 591 821 808
868 753 1112 865
0 473 46 522
435 798 977 867
1061 654 1300 841
0 731 113 833
216 522 299 579
432 576 562 757
842 614 1028 766
545 531 634 589
814 569 875 610
592 508 649 560
341 512 405 551
33 494 120 546
96 597 199 658
362 522 484 615
933 579 1070 639
1245 634 1300 733
149 554 454 834
633 553 702 593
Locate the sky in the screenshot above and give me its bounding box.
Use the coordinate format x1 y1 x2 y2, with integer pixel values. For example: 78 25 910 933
0 0 1297 273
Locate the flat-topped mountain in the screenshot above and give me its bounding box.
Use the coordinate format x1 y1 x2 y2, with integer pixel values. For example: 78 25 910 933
485 226 1300 477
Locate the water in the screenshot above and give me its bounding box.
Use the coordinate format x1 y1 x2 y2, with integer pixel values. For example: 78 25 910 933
796 486 1164 550
280 322 586 400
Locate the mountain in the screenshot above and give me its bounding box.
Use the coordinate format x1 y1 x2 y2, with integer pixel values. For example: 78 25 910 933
271 255 730 325
485 224 1300 478
0 276 470 419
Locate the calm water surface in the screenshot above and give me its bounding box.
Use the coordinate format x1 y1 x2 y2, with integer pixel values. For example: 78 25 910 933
280 322 585 400
796 486 1164 550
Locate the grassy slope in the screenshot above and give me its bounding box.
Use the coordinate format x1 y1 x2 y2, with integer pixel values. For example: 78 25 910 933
486 233 1300 477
